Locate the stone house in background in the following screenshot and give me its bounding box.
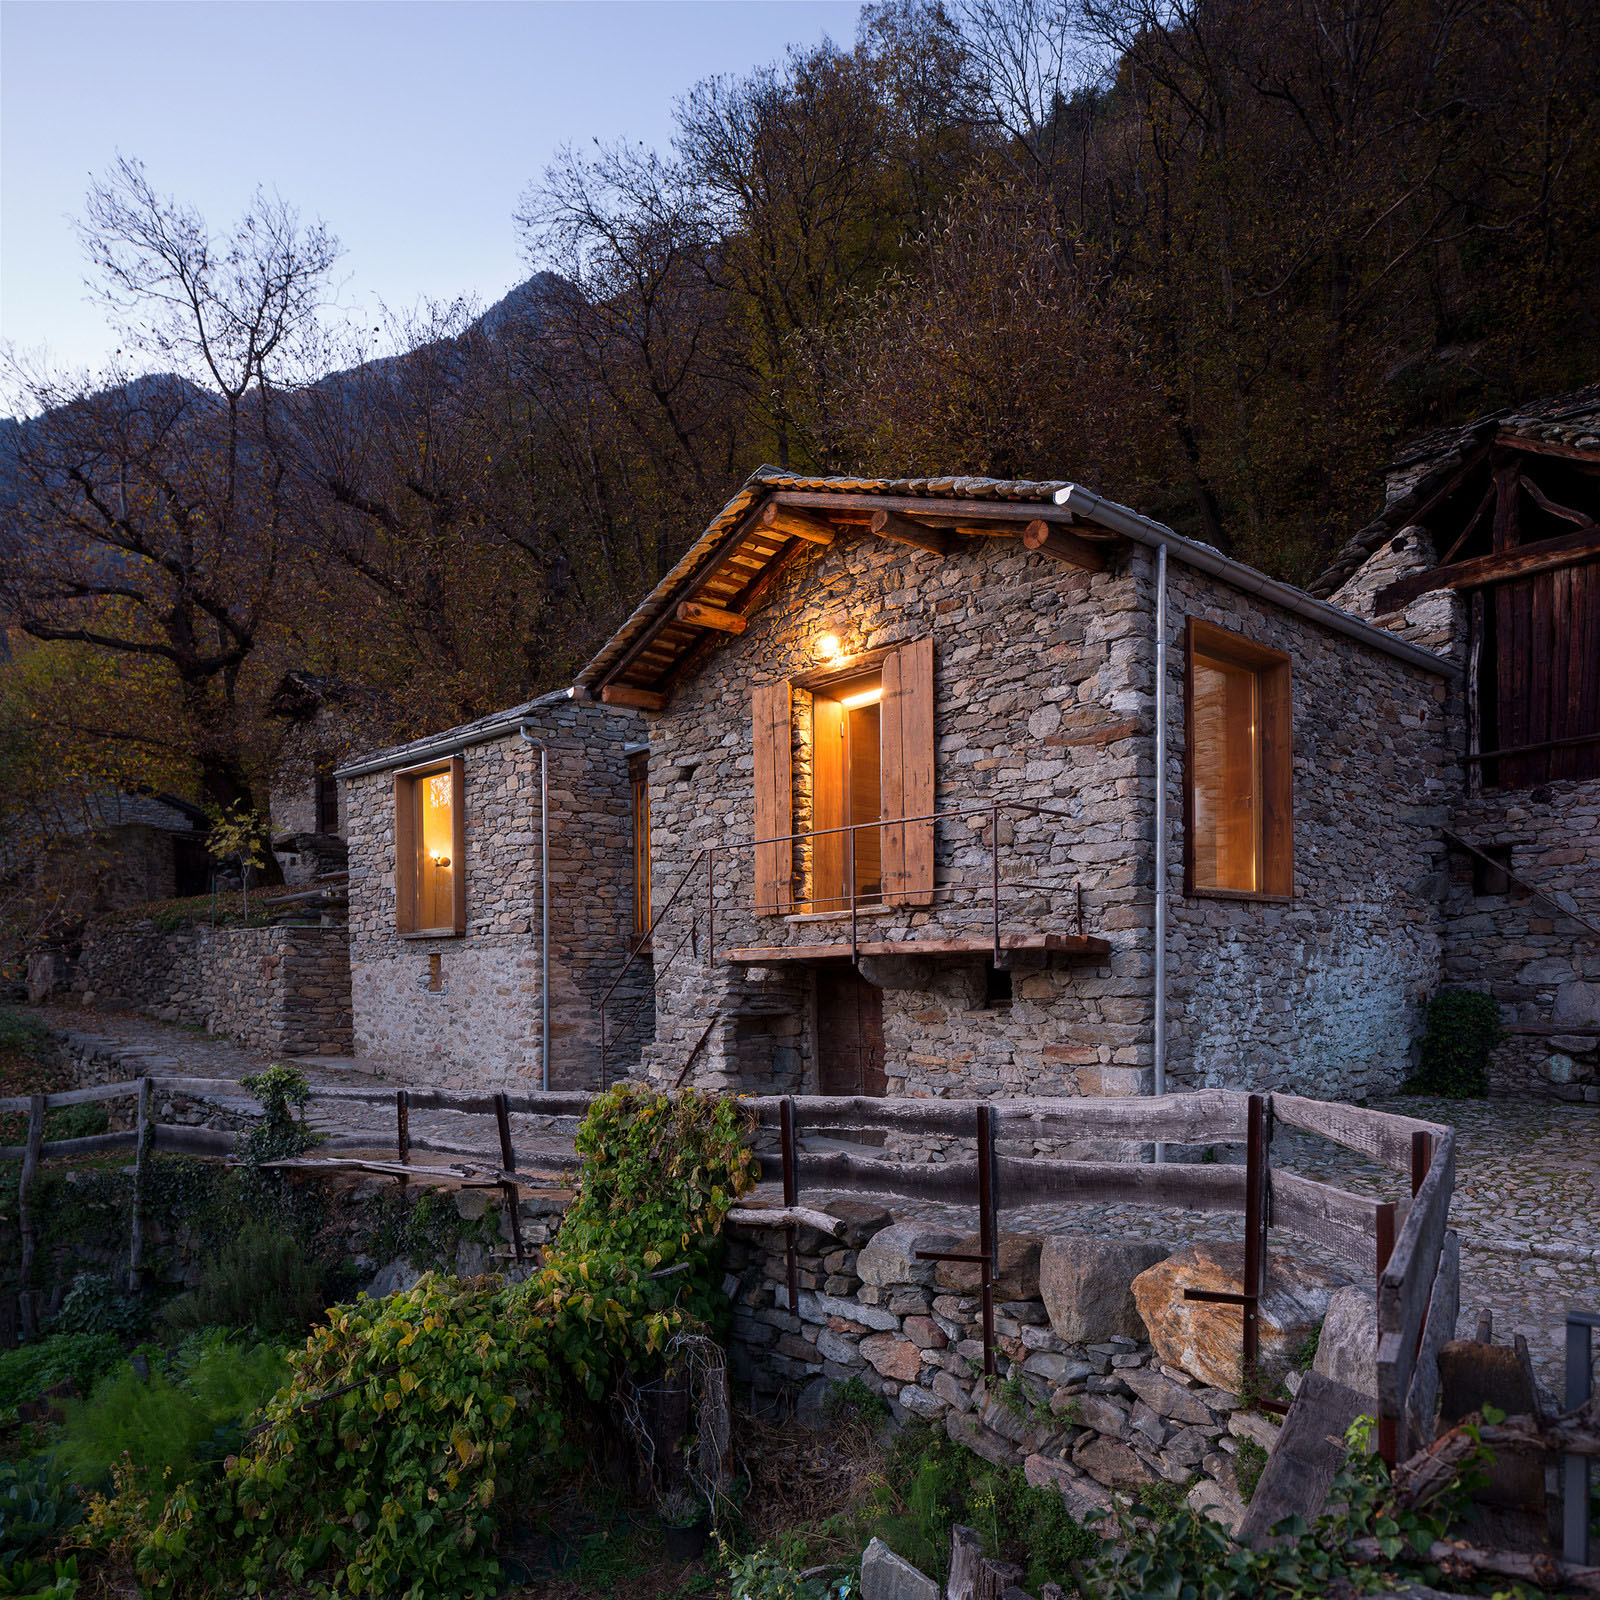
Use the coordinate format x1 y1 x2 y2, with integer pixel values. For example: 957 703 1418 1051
1311 385 1600 1098
336 691 648 1089
573 469 1458 1106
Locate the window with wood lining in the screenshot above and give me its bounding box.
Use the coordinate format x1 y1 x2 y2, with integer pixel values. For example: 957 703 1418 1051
1184 620 1293 899
750 636 934 913
629 752 652 942
393 757 466 935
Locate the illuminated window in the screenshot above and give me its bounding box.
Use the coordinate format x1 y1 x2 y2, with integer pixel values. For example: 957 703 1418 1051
812 674 883 911
393 757 465 934
1184 620 1293 899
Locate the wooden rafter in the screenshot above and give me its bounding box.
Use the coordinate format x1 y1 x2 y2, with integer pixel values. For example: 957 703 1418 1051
676 600 747 634
1021 518 1106 572
867 507 958 555
1375 523 1600 613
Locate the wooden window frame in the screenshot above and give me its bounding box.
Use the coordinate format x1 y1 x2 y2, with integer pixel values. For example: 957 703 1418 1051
393 755 467 937
629 752 652 945
1182 618 1294 902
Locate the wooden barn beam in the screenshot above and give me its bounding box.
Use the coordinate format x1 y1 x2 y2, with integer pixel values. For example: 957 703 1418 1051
867 508 959 555
1022 518 1107 572
601 684 668 711
1375 523 1600 613
676 600 747 634
758 503 836 544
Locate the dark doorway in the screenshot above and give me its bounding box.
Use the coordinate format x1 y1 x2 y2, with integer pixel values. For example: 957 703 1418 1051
815 967 886 1098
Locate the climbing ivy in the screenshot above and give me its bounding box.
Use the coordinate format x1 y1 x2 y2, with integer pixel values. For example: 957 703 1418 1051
1411 988 1501 1098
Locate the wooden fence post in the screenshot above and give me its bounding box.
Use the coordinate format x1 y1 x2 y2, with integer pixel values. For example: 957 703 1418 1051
127 1076 151 1292
494 1092 524 1262
17 1094 44 1339
1375 1200 1398 1466
396 1090 409 1196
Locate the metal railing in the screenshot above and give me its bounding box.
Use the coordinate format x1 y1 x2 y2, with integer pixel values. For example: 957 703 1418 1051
597 794 1093 1089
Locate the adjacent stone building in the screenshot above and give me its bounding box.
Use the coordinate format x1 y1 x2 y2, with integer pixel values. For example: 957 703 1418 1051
337 691 649 1089
1312 385 1600 1098
573 469 1457 1105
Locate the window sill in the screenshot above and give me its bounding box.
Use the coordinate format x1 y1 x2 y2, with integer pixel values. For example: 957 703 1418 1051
783 904 895 925
1185 887 1294 905
398 928 465 940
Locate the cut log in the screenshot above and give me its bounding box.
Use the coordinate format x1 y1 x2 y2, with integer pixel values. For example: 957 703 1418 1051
1237 1372 1373 1548
600 683 668 711
1021 519 1106 572
758 502 836 544
724 1205 846 1236
676 600 747 634
1349 1535 1600 1594
867 508 958 555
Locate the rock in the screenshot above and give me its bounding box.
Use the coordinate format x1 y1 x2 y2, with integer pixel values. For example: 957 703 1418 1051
935 1232 1043 1300
1543 1053 1590 1084
1024 1453 1115 1520
933 1370 973 1412
1187 1477 1247 1536
817 1329 863 1367
1062 1393 1130 1438
1022 1351 1088 1384
1227 1409 1281 1452
947 1407 1023 1467
1129 1400 1168 1448
860 1537 939 1600
780 1287 901 1331
795 1376 836 1428
860 1334 924 1383
364 1258 423 1298
453 1189 490 1220
1132 1244 1345 1392
1074 1436 1155 1489
1119 1366 1219 1426
1312 1286 1379 1399
899 1383 946 1418
888 1288 932 1316
904 1315 947 1350
858 1221 962 1287
1553 980 1600 1027
1039 1237 1172 1344
1549 1035 1599 1055
822 1199 895 1249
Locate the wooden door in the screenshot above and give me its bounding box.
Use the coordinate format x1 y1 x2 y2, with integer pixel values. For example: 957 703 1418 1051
815 968 886 1098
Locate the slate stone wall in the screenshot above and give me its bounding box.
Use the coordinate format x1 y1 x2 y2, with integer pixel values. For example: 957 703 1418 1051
640 528 1449 1108
72 923 351 1057
342 699 649 1090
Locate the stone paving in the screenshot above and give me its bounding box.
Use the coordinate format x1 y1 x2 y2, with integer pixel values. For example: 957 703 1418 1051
25 1007 1600 1394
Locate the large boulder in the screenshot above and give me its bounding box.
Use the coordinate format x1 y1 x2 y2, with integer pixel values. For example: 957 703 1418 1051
934 1231 1043 1300
808 1199 894 1251
1039 1237 1172 1344
857 1220 962 1287
1312 1286 1379 1399
1131 1243 1346 1392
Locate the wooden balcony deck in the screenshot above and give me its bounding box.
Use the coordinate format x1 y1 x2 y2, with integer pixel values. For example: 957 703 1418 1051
720 932 1111 964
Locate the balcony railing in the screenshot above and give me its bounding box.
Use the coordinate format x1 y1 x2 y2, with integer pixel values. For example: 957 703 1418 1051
597 794 1098 1088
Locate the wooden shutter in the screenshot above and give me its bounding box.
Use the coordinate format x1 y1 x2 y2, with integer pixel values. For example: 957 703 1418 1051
752 679 794 911
880 636 935 906
393 772 416 932
448 755 467 935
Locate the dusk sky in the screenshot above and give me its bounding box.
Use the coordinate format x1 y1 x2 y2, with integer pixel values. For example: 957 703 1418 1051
0 1 863 376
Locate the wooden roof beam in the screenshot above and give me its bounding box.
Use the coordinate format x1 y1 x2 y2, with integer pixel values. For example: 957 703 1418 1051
759 503 836 544
676 600 747 634
1022 518 1106 572
868 508 959 555
1375 522 1600 613
601 684 667 711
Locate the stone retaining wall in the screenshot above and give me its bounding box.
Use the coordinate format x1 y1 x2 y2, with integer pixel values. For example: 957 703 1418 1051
722 1206 1357 1535
72 923 352 1057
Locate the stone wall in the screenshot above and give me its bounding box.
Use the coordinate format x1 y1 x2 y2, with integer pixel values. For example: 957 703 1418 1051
1160 565 1453 1101
342 696 650 1090
641 526 1450 1107
720 1207 1346 1536
72 922 352 1057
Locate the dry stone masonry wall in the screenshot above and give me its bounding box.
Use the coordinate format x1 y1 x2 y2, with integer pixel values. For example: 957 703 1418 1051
72 923 351 1057
342 697 649 1089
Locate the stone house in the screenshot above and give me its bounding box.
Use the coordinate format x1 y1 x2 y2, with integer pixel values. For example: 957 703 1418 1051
572 469 1459 1106
1311 384 1600 1098
336 691 649 1088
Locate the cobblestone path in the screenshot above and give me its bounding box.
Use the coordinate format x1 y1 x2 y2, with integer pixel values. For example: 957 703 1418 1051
27 1008 1600 1392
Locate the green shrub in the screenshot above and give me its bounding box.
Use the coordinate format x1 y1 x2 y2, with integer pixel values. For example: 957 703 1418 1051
0 1460 82 1575
237 1064 319 1164
49 1274 148 1343
1411 988 1501 1097
822 1377 889 1428
0 1336 125 1424
159 1223 325 1337
1235 1437 1269 1502
41 1105 108 1144
0 1552 80 1597
55 1335 289 1492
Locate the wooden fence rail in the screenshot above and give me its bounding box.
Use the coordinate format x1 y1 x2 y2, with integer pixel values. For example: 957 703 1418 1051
3 1073 1454 1460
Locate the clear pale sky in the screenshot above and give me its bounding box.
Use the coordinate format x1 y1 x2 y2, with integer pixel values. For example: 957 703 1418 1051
0 0 863 374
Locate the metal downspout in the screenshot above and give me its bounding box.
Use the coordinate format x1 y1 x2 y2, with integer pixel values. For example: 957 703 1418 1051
519 727 552 1091
1153 543 1168 1162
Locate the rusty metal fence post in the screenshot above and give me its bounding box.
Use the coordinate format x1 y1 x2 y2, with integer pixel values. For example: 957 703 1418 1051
917 1103 1001 1377
396 1089 410 1196
780 1098 799 1313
